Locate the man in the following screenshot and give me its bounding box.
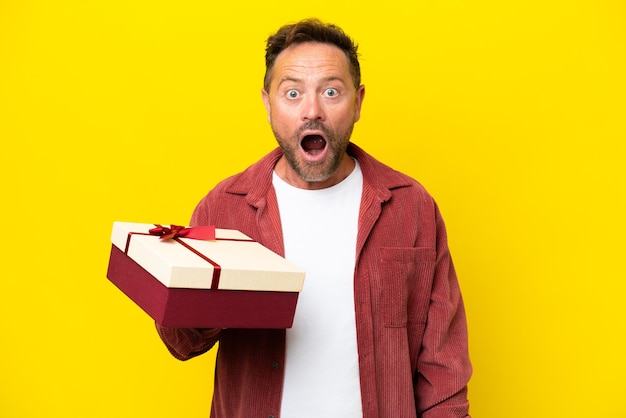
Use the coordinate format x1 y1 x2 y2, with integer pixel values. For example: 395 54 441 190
156 18 472 418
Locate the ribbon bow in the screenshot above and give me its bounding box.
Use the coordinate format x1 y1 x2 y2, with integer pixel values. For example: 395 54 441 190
148 224 216 241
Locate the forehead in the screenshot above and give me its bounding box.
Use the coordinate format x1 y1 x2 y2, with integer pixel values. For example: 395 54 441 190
270 42 352 85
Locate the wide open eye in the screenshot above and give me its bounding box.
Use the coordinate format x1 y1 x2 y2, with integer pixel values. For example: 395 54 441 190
286 89 300 99
324 88 339 97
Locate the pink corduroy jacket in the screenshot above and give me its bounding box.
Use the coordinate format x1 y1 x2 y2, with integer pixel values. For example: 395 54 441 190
156 143 472 418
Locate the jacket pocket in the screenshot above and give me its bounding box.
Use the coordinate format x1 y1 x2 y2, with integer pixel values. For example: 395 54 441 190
371 247 436 328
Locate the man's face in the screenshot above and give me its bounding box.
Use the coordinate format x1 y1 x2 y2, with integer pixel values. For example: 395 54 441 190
262 42 365 189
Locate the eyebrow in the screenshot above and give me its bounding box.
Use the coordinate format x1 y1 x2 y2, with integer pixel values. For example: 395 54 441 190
276 77 301 87
276 75 347 89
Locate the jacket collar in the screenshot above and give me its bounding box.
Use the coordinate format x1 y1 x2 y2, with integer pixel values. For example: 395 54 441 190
223 142 412 207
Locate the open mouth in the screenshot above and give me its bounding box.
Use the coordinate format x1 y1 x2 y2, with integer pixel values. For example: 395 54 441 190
300 134 327 156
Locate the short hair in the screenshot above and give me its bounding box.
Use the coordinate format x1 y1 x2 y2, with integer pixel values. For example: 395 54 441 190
263 18 361 91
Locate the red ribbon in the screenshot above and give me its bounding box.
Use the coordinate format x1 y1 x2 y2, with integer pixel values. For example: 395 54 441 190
125 224 221 289
148 224 216 241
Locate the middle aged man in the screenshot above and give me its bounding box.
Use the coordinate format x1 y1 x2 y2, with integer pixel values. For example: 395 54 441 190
156 18 472 418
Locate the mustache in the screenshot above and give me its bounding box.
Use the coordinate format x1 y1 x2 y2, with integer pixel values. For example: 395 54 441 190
297 121 331 137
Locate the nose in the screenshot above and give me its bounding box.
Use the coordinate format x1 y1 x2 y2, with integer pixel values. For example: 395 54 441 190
301 94 325 121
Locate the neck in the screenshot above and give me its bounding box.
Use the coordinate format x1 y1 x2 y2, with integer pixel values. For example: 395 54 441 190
274 154 355 190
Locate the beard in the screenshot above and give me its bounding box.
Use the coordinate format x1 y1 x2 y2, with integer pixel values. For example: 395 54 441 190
272 120 354 183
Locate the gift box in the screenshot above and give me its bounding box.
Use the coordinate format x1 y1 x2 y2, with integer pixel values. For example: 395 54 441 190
106 222 305 328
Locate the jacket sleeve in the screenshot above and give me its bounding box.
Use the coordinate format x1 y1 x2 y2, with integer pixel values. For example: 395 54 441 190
417 204 472 417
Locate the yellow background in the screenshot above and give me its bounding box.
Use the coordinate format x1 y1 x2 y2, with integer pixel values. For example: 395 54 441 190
1 1 625 417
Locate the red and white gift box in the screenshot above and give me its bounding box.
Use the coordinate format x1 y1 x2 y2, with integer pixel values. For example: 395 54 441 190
106 222 305 328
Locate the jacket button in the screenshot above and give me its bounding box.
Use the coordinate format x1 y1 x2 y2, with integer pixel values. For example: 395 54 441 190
271 361 280 370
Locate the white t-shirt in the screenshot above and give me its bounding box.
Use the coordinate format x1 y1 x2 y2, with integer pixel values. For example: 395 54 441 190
273 161 364 418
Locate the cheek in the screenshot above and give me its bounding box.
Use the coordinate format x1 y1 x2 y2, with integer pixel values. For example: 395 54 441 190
270 105 298 130
332 108 357 130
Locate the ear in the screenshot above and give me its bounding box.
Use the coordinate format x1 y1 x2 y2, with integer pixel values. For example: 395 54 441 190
353 85 366 123
261 89 271 123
